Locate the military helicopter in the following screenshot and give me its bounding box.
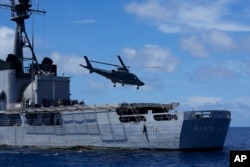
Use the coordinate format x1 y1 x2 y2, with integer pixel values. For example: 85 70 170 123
80 56 145 89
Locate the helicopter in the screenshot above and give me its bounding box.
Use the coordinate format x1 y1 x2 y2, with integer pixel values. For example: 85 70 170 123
80 56 145 89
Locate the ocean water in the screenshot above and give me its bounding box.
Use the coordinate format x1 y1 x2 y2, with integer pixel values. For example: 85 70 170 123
0 127 249 167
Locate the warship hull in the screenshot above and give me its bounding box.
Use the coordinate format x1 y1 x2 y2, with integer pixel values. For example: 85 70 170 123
0 106 230 150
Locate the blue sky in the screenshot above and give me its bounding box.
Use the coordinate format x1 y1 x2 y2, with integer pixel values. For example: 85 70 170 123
1 0 250 126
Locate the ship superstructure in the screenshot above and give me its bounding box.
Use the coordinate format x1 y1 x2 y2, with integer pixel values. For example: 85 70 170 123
0 0 231 150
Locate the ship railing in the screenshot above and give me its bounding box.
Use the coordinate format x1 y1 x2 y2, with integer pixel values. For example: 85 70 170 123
119 102 180 111
6 102 180 113
6 103 23 113
6 103 120 113
83 104 119 111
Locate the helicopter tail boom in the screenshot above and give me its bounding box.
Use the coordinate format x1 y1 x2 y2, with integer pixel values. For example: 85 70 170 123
80 56 93 73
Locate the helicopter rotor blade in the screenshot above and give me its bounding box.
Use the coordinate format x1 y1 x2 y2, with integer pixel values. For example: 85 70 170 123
117 55 126 68
142 66 161 68
117 55 131 70
90 60 121 68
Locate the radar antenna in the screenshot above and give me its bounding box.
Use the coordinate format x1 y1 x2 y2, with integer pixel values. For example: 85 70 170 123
0 0 46 75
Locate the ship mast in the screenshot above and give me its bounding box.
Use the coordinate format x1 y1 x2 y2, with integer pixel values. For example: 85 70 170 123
0 0 46 75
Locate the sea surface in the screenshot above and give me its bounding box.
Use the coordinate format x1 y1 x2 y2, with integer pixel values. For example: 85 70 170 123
0 127 249 167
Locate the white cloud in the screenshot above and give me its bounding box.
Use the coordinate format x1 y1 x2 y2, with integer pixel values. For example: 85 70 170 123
72 19 96 24
124 0 250 33
181 29 237 57
0 26 14 59
122 47 137 59
188 62 239 82
184 96 223 107
228 97 250 105
122 44 178 72
50 52 87 75
177 1 223 23
158 24 180 33
216 60 250 77
181 35 208 57
124 1 250 58
124 0 175 22
85 78 108 94
206 30 237 51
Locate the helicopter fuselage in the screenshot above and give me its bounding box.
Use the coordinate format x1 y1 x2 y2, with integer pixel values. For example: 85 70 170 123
92 68 144 86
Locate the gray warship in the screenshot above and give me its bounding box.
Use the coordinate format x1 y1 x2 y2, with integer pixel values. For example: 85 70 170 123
0 0 231 150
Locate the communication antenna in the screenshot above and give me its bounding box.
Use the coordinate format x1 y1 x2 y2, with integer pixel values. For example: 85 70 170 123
0 0 46 73
31 0 41 55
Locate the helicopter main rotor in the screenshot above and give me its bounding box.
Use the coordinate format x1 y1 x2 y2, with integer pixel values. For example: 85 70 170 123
90 55 130 72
